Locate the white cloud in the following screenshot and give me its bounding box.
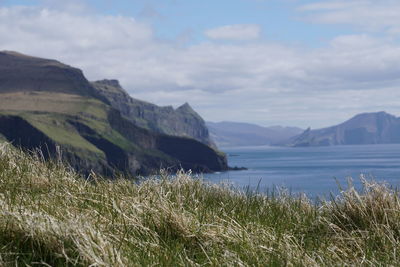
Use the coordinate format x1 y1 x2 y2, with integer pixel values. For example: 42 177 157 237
1 6 400 128
299 0 400 34
205 24 261 40
300 1 361 11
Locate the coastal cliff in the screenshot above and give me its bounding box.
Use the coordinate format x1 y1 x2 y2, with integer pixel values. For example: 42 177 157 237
92 79 215 147
0 51 228 176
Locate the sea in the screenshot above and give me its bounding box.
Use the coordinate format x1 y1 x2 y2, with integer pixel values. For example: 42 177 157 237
203 144 400 199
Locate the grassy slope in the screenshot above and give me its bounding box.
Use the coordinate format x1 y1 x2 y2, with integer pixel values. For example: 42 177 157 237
0 92 108 151
0 92 174 165
1 145 400 266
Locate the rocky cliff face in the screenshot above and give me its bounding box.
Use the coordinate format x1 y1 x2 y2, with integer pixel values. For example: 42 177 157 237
91 80 215 147
107 109 227 173
0 51 228 176
284 112 400 147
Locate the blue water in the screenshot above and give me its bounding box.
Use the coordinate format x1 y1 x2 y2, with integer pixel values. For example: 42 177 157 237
203 144 400 198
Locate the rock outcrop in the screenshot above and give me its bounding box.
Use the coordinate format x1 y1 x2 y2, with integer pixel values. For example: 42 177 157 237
91 79 215 147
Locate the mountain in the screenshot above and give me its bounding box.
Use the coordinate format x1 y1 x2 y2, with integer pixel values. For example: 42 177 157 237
91 79 215 147
282 111 400 147
206 121 303 147
0 51 105 101
0 51 228 176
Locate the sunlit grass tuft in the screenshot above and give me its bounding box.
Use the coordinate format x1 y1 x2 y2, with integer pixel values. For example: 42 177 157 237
0 143 399 266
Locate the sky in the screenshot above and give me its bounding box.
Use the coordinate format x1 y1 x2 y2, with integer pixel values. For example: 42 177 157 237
1 0 400 128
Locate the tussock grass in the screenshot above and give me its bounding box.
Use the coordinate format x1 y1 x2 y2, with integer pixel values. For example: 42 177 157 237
0 143 400 266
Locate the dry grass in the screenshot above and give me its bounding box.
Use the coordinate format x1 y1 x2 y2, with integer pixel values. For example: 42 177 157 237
0 143 399 266
0 91 107 118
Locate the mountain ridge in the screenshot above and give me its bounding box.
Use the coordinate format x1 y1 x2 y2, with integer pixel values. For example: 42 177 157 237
281 111 400 147
206 121 303 147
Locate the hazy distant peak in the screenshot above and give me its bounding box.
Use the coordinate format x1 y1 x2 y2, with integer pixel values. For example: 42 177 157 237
350 111 392 119
283 111 400 147
206 121 304 147
341 111 397 128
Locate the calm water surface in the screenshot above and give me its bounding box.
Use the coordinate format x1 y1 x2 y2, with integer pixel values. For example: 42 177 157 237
203 144 400 198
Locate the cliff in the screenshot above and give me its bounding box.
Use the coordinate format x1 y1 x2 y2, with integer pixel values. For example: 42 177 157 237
0 51 228 176
282 112 400 147
91 80 215 147
0 51 105 101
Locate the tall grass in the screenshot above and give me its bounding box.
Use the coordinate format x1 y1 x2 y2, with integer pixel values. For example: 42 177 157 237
0 143 400 266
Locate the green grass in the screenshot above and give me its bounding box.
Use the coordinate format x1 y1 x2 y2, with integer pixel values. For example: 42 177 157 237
1 144 400 266
23 113 104 154
0 91 109 120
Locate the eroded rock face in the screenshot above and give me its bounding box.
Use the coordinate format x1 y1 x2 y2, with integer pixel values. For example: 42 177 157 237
0 115 57 154
92 79 215 147
285 112 400 147
0 115 111 176
107 109 228 173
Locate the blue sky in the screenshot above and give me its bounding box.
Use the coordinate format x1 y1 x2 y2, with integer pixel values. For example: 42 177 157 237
1 0 400 128
3 0 356 45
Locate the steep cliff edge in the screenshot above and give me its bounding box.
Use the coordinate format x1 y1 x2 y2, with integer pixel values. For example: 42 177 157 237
91 80 215 147
0 51 228 176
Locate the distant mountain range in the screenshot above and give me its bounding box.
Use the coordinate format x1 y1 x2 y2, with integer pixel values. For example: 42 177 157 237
206 121 303 147
0 51 227 176
281 111 400 147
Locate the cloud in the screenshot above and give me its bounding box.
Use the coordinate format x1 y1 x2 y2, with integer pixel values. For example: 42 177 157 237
1 5 400 128
299 0 400 34
205 24 261 41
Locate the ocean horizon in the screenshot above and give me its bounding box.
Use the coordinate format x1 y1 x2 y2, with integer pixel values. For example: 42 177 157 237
204 144 400 198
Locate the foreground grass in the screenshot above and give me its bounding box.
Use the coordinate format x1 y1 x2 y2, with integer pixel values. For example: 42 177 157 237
1 144 400 266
